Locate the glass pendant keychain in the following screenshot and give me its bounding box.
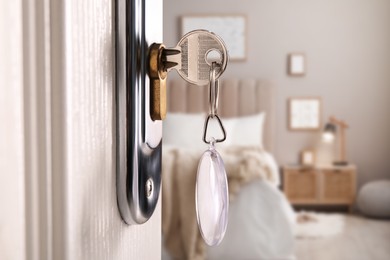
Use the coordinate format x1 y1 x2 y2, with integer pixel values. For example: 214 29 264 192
196 62 229 246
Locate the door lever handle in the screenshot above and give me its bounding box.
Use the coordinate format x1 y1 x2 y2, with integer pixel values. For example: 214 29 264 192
116 0 163 225
116 0 228 225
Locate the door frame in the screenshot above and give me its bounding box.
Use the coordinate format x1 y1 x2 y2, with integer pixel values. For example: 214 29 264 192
21 0 69 259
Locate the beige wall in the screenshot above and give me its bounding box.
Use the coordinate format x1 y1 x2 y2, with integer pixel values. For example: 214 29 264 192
163 0 390 187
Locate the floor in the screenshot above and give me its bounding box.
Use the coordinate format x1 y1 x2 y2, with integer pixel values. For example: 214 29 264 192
294 214 390 260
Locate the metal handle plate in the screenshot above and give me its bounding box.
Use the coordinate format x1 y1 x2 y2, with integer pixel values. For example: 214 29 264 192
116 0 162 225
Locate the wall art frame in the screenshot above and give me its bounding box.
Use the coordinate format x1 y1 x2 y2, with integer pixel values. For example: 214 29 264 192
288 53 306 76
288 97 322 131
181 15 247 61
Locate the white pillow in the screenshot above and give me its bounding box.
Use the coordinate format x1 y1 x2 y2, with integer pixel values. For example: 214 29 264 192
221 112 266 148
163 112 266 149
163 113 205 150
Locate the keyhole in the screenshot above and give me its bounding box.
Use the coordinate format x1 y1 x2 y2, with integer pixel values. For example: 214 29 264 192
145 178 154 198
206 49 222 65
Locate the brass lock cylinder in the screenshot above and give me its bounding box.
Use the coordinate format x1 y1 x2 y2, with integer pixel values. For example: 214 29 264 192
149 43 167 121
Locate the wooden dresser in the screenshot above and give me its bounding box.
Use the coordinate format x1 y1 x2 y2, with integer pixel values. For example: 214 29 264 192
282 165 357 211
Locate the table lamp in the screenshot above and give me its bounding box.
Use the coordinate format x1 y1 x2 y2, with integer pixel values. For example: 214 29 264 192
322 116 349 166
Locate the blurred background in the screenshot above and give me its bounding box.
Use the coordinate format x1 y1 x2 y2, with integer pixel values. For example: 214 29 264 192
161 0 390 259
1 0 389 260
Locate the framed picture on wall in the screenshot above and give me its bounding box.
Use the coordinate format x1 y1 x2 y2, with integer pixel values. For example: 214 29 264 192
288 53 306 76
288 97 321 130
300 149 316 167
181 15 246 60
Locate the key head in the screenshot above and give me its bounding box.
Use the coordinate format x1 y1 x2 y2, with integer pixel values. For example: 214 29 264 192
176 30 228 86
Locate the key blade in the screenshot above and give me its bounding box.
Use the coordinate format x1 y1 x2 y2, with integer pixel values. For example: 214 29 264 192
163 49 181 56
162 47 181 72
164 61 178 71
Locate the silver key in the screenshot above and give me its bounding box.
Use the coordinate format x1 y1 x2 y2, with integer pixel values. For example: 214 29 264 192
163 30 228 86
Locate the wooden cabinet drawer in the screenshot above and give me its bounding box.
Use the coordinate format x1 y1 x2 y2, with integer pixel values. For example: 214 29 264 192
284 169 317 202
283 165 356 208
322 169 354 202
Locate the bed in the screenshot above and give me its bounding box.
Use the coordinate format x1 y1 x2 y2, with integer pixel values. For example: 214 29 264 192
162 79 295 260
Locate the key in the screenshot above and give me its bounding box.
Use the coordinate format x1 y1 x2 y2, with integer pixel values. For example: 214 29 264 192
163 30 228 86
148 30 229 120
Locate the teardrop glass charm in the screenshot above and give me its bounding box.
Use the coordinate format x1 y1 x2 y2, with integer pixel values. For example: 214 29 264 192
196 144 229 246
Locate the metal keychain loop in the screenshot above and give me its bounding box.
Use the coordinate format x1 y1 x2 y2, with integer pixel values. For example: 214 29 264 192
203 62 226 144
203 114 226 144
209 62 219 117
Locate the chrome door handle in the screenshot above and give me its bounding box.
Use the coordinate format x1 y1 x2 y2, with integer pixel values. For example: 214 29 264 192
116 0 228 225
116 0 163 225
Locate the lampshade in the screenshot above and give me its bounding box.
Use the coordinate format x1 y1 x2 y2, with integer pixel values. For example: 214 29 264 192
322 122 336 143
322 116 349 166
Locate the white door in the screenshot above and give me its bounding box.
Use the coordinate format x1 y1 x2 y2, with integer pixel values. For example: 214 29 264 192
0 0 162 259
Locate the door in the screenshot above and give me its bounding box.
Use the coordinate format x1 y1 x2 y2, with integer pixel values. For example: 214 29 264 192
0 0 162 259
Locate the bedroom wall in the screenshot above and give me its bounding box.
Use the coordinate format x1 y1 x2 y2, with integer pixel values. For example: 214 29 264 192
163 0 390 188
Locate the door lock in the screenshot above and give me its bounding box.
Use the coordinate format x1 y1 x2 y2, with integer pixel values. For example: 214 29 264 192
149 43 168 121
116 0 228 225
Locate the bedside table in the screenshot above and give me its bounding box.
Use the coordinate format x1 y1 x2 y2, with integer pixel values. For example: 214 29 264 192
282 164 357 211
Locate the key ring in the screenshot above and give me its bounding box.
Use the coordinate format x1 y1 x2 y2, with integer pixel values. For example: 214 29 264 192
197 63 229 247
209 62 219 117
203 62 226 144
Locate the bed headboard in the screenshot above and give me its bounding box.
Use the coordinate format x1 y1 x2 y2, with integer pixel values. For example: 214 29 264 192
167 79 276 153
